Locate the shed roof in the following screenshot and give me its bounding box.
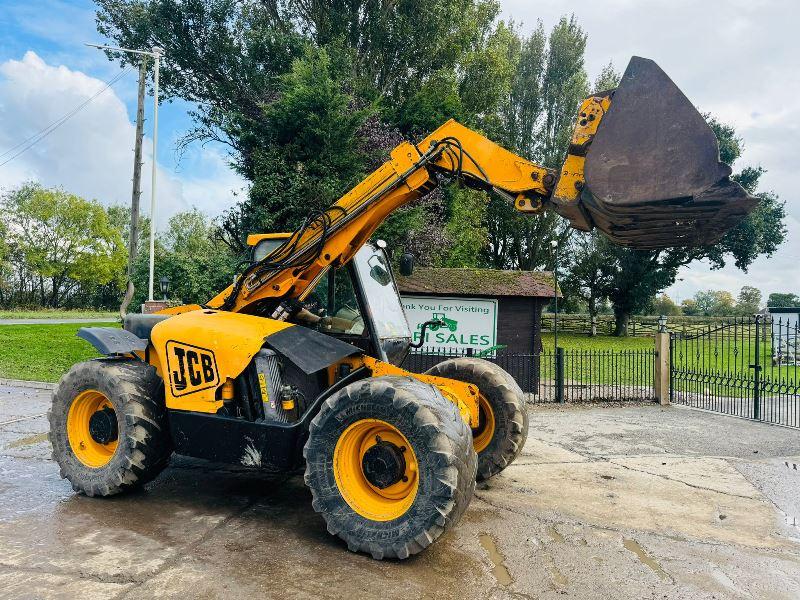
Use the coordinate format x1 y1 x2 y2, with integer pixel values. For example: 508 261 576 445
396 267 559 298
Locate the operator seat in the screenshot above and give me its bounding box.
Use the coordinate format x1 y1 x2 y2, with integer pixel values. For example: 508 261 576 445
123 314 170 341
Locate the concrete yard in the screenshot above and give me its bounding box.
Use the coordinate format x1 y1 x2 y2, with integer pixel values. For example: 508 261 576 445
1 383 798 599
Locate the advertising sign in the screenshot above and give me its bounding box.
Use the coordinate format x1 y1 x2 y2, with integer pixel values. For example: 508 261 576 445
401 295 498 353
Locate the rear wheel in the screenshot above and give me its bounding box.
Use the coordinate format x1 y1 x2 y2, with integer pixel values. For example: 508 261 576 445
426 358 527 480
304 376 476 559
49 359 171 497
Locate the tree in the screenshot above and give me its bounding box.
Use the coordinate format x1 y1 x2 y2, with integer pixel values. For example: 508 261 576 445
767 292 800 308
736 285 762 315
0 183 126 307
693 289 736 316
96 0 506 253
651 294 681 316
123 210 237 308
681 298 699 316
486 17 589 272
598 238 683 335
562 231 608 318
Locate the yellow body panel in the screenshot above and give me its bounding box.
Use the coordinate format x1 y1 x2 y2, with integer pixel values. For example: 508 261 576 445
148 310 292 413
246 232 291 247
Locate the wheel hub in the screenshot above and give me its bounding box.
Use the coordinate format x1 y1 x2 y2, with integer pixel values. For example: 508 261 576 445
362 440 406 489
88 406 118 445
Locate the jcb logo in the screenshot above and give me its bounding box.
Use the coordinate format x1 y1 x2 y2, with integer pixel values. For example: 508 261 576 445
166 341 219 397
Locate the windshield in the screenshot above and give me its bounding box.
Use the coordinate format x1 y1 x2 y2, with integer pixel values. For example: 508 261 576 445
352 246 411 339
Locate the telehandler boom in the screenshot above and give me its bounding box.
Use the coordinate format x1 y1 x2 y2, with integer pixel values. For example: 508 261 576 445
50 57 755 559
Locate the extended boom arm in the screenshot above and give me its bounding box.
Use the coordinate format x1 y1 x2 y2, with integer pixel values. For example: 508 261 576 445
207 120 560 314
204 56 755 316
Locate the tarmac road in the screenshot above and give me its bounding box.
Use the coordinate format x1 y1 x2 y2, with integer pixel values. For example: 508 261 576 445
1 383 799 599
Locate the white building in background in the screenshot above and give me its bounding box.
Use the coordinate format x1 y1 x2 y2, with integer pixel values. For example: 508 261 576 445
768 307 800 365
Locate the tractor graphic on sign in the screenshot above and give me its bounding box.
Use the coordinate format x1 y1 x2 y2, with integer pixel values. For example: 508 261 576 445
419 312 458 332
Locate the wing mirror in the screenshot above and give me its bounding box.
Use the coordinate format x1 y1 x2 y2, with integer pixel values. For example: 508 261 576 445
399 252 415 277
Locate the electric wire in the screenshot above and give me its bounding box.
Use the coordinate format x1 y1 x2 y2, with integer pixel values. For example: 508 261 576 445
0 66 135 167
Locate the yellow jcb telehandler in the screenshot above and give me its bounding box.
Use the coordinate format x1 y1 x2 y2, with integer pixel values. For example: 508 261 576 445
49 57 755 559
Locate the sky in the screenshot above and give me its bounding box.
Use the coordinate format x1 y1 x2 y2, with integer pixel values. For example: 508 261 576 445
0 0 797 303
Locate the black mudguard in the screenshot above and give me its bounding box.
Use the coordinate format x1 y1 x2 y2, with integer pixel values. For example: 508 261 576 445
78 327 148 355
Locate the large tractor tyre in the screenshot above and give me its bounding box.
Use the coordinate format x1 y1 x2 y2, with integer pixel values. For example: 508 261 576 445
303 376 477 560
425 358 527 481
49 359 172 497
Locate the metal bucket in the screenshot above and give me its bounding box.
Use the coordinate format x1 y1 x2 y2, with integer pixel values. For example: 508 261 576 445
574 57 757 249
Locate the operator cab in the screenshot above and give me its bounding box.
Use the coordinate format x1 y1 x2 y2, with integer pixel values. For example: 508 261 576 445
247 235 412 365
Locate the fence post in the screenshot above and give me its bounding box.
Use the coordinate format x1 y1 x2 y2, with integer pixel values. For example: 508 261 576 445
753 315 761 420
654 316 670 405
555 347 565 403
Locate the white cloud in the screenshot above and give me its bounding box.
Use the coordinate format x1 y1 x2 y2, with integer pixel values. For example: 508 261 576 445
500 0 800 301
0 51 246 228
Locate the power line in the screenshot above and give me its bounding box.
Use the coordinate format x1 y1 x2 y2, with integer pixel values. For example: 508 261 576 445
0 66 134 167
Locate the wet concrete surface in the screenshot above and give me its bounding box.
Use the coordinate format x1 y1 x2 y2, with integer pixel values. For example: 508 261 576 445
1 384 799 599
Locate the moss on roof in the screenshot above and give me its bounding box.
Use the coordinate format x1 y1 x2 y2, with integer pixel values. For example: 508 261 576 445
396 267 559 298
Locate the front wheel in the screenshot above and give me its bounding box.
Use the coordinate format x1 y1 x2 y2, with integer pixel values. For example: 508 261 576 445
426 358 528 480
303 376 477 559
49 359 172 497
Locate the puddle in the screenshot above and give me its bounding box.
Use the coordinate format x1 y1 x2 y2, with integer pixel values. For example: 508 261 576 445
623 538 670 581
479 533 512 586
7 432 48 448
546 525 565 543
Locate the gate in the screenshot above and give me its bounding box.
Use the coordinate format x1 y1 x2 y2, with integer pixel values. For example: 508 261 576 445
670 315 800 428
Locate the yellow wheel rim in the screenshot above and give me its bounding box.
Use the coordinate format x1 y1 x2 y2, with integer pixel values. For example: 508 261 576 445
472 394 496 453
66 389 118 468
333 419 418 522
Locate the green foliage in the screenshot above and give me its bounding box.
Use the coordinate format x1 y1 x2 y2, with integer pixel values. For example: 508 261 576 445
592 61 620 93
693 289 736 316
767 292 800 308
96 0 507 254
440 187 488 267
678 286 763 317
486 17 589 271
0 183 126 307
392 70 464 135
562 231 609 316
651 294 682 317
93 3 785 330
129 210 237 307
681 298 698 316
736 285 762 315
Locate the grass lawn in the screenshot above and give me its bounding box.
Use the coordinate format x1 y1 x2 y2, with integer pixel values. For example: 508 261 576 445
541 332 652 351
0 322 115 382
0 309 118 320
537 333 654 385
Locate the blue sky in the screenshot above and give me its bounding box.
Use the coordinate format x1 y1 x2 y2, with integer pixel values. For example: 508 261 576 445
0 0 194 173
0 0 245 222
0 0 797 303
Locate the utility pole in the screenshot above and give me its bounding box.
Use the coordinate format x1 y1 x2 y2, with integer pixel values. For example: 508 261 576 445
119 58 148 318
86 43 165 307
